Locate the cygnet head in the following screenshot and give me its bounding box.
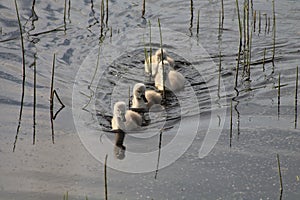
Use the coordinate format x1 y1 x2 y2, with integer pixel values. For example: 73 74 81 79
155 48 168 63
113 101 126 122
133 83 148 103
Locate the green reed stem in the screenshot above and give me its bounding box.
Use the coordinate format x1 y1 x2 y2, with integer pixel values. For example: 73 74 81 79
189 0 194 36
106 0 108 26
149 20 152 75
230 100 233 147
276 154 283 197
272 0 276 62
221 0 224 27
155 130 163 179
295 66 298 129
104 154 108 200
50 53 56 144
258 10 261 34
158 18 165 99
253 10 256 32
13 0 26 152
64 0 67 31
33 53 37 145
128 86 131 109
278 73 280 118
142 0 145 18
235 0 242 88
196 9 200 37
262 48 266 71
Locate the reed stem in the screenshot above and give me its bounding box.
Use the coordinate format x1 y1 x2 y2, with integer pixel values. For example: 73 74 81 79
278 73 280 119
276 154 283 197
221 0 224 27
235 0 242 88
50 54 56 144
230 100 233 147
142 0 145 18
106 0 108 26
13 0 26 152
295 66 298 129
33 53 37 145
158 18 165 99
272 0 276 62
196 9 200 37
262 48 266 72
155 130 163 179
104 154 108 200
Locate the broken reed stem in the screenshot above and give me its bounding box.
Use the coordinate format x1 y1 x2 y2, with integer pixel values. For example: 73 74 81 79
142 0 145 18
13 0 26 152
295 66 298 129
230 100 233 147
235 0 242 88
104 154 108 200
196 9 200 37
262 48 266 71
272 0 276 62
158 18 165 99
33 53 37 145
276 154 283 195
243 2 246 70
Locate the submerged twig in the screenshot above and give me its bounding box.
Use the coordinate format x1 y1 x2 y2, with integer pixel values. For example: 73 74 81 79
13 0 26 152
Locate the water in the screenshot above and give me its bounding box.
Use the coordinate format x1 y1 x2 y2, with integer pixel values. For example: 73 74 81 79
1 0 300 199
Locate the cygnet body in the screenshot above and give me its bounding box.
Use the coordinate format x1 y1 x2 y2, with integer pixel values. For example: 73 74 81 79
155 60 185 92
131 83 162 109
111 101 142 132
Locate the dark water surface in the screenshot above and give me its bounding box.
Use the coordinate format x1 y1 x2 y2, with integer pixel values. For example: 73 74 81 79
1 0 300 199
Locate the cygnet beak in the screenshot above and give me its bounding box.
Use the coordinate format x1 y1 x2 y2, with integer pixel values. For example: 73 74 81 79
120 114 126 122
141 94 148 103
